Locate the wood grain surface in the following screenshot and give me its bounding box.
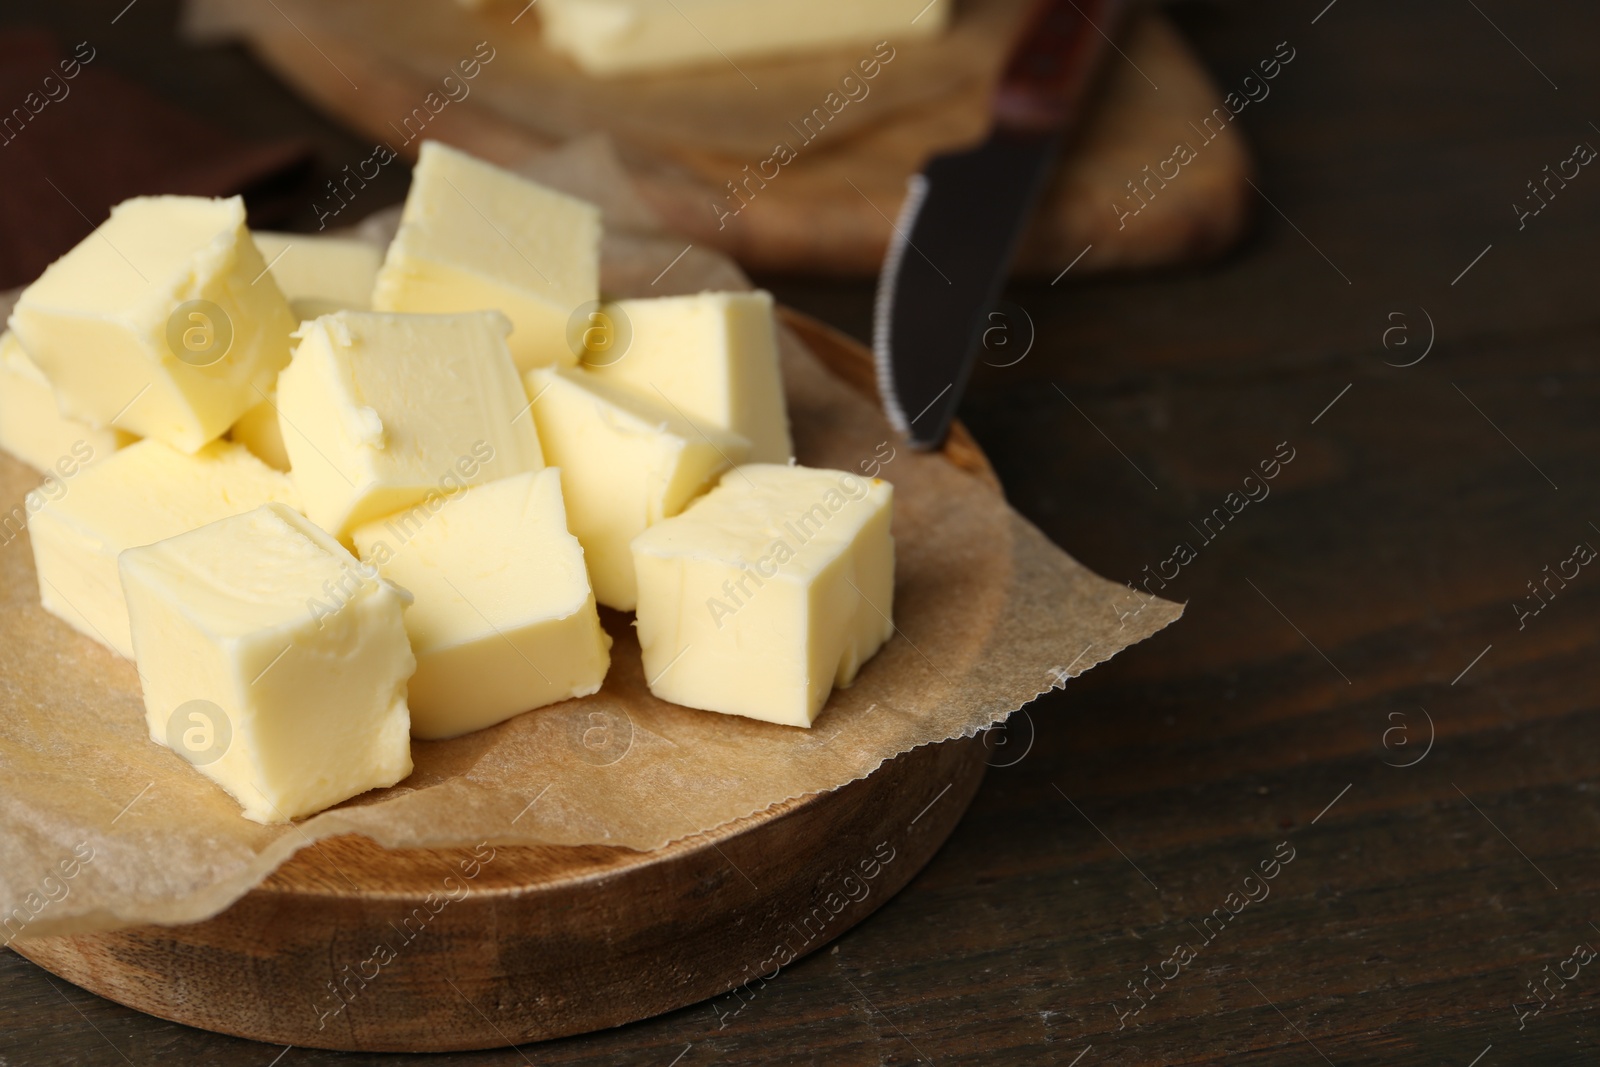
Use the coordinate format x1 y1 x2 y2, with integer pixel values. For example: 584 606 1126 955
5 1 1600 1065
186 0 1252 276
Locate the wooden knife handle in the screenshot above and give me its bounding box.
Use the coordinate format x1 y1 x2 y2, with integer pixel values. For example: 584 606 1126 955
993 0 1125 132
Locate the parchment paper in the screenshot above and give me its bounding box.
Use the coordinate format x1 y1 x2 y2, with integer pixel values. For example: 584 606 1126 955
0 138 1181 938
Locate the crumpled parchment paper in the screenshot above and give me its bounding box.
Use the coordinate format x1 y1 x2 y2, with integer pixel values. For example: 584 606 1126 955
0 137 1181 938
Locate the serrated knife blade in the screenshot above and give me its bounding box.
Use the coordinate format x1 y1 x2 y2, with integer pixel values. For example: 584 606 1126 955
873 0 1125 449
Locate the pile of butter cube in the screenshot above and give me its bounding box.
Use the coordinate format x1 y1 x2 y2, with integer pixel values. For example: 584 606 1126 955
0 141 895 823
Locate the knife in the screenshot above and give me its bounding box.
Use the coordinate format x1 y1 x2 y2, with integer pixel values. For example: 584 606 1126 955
873 0 1126 449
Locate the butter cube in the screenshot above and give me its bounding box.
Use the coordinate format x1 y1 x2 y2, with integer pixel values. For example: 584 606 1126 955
632 464 894 727
228 388 289 471
276 310 543 540
228 234 384 472
589 290 792 463
25 439 298 658
120 502 415 823
251 232 382 322
7 195 295 452
538 0 946 76
0 332 133 475
353 469 611 739
526 366 749 610
372 141 600 372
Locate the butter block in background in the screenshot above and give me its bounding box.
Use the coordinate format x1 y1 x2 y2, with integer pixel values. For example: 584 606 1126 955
26 439 298 658
0 332 134 475
251 232 382 322
633 463 894 728
590 290 792 463
538 0 944 76
120 502 415 823
276 310 544 540
7 195 295 452
372 141 600 372
525 365 749 610
353 469 610 739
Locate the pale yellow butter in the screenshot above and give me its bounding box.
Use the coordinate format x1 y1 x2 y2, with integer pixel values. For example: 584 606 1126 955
632 463 894 727
538 0 944 76
229 234 384 471
251 231 382 322
276 310 544 540
372 141 600 372
353 469 611 739
526 365 749 610
25 439 298 658
0 332 133 475
590 290 792 463
7 195 295 452
228 389 289 472
120 502 415 823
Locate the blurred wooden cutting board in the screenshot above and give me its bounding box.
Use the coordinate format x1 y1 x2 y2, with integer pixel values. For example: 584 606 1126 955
186 0 1251 276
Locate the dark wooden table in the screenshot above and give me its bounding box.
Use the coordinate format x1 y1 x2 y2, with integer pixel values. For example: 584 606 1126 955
4 1 1599 1063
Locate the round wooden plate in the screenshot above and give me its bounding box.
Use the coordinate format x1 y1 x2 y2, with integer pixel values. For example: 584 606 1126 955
10 312 998 1053
188 0 1252 275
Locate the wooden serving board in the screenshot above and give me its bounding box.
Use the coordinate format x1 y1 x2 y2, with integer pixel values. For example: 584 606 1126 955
11 312 995 1054
186 0 1252 275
